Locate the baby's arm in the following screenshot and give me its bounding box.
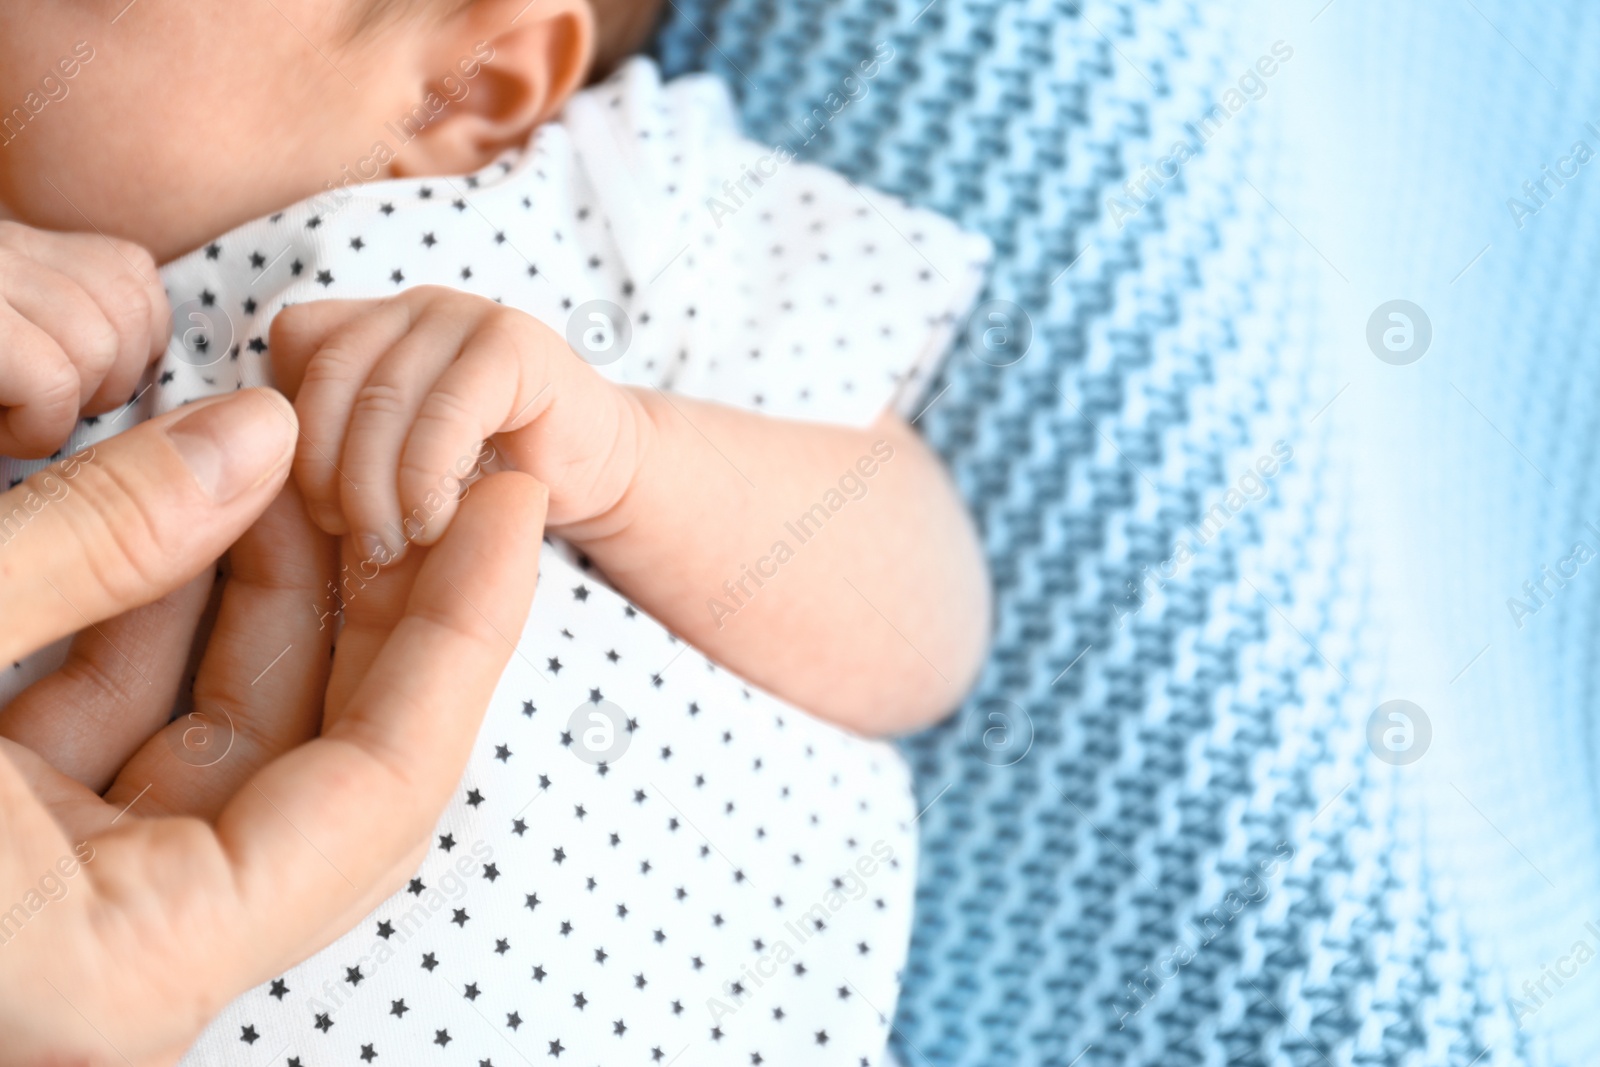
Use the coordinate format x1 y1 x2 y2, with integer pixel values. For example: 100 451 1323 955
273 288 988 736
560 390 990 736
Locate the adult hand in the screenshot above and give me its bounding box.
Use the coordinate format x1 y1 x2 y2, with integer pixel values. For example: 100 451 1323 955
0 388 546 1066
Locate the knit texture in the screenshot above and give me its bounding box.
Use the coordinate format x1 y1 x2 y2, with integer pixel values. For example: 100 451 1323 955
651 2 1544 1064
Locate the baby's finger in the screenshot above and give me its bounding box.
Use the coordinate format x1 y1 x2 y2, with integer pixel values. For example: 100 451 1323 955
274 300 411 534
1 256 121 410
339 303 478 560
0 306 83 457
16 228 167 413
397 321 533 544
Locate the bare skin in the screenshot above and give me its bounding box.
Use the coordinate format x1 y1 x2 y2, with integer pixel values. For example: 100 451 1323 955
0 391 548 1066
0 0 990 732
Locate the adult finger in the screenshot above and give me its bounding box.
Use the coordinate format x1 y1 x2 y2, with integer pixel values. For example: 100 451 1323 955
0 388 296 666
105 482 337 821
214 472 546 970
320 531 425 720
0 571 211 792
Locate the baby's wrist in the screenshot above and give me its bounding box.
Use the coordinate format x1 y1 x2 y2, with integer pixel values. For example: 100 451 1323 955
543 381 658 541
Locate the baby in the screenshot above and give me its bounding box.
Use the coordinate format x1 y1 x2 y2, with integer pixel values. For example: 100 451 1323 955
0 0 991 1063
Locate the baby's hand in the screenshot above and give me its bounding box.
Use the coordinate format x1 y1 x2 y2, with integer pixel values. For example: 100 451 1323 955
271 287 642 561
0 221 169 456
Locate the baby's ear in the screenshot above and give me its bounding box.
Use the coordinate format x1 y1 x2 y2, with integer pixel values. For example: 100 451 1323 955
390 0 595 178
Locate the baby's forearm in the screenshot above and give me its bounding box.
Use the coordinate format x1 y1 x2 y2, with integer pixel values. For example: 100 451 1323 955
552 389 990 736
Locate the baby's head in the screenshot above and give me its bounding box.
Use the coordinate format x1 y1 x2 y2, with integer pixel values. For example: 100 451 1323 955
0 0 660 263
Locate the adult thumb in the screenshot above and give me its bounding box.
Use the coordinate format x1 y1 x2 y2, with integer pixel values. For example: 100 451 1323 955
0 388 297 664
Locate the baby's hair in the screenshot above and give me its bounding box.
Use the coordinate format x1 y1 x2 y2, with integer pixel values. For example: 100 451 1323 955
350 0 661 80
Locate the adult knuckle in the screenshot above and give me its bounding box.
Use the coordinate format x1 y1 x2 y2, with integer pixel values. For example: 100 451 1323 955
57 457 178 606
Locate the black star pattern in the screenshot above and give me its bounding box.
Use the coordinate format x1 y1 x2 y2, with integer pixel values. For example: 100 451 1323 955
74 70 936 1067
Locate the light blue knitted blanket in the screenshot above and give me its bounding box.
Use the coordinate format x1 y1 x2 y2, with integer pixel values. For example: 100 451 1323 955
653 1 1600 1064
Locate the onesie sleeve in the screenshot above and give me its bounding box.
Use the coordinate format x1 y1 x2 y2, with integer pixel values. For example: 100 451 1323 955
563 58 992 429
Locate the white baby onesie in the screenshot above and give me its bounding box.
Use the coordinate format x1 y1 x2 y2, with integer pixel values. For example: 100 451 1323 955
0 58 990 1066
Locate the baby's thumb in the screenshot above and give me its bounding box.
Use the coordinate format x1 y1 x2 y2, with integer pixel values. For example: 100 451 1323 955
0 389 296 664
